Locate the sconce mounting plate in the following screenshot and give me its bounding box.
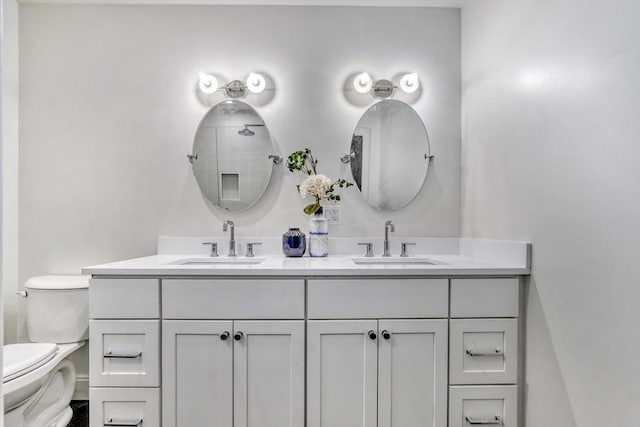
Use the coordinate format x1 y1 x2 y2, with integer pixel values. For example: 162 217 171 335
225 80 248 98
372 79 395 99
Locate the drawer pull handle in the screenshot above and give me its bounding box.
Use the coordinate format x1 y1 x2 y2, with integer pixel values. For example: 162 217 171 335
220 331 230 341
465 415 502 425
104 351 143 359
465 348 503 357
234 331 244 341
105 418 143 426
368 330 377 340
381 329 391 340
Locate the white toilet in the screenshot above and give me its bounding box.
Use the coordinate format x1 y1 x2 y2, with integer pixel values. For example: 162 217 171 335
3 275 89 427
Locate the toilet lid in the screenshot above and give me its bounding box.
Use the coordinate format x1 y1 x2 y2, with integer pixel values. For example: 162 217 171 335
24 275 89 290
3 343 58 383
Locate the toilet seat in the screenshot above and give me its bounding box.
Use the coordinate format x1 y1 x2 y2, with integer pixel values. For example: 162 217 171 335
3 343 58 383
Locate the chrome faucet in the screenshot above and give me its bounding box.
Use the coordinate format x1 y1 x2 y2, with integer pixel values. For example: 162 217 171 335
222 220 236 256
383 221 395 257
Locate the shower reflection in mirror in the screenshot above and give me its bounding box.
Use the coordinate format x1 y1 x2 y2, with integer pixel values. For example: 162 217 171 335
190 100 279 211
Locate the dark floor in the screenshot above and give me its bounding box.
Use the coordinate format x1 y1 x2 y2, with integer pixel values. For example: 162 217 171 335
68 400 88 427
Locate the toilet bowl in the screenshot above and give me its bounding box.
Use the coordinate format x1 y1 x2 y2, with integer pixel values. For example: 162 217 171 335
3 275 89 427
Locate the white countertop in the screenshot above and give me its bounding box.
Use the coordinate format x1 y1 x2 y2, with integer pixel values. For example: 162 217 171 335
82 238 531 277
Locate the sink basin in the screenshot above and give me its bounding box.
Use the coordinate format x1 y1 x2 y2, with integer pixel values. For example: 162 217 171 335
167 257 266 266
351 256 442 265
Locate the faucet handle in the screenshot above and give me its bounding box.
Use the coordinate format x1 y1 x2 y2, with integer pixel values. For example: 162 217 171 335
246 242 262 257
400 242 416 257
357 242 374 257
202 242 219 257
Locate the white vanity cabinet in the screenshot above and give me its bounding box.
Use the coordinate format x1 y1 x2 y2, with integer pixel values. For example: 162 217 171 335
307 319 448 427
88 278 161 427
307 278 449 427
162 320 305 427
88 274 523 427
161 278 306 427
448 278 521 427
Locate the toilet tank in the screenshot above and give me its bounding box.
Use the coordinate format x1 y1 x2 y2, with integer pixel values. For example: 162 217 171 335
24 275 89 343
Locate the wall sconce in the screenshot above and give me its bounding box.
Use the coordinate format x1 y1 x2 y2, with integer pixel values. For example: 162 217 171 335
198 73 218 94
197 72 269 98
353 72 373 93
351 72 420 99
246 73 266 94
399 73 419 93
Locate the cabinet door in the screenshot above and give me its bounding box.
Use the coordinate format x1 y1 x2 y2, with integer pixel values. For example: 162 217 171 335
162 320 233 427
307 320 378 427
378 320 448 427
233 321 305 427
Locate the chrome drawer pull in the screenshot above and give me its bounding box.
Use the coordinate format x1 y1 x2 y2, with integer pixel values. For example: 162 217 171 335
465 348 503 357
465 415 503 425
103 351 143 359
105 418 143 426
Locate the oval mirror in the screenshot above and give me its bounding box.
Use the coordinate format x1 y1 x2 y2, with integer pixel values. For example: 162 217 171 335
350 99 431 210
191 100 276 211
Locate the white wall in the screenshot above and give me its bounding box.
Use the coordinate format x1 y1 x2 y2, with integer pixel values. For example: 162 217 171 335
17 4 461 277
462 1 640 426
0 0 4 412
2 0 19 347
16 4 460 388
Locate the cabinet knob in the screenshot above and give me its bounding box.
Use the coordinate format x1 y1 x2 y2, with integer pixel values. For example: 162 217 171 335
220 331 230 341
368 330 377 340
381 330 391 340
234 331 244 341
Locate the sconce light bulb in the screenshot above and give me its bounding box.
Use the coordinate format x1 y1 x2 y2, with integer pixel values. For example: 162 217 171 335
353 72 373 94
400 73 419 93
246 73 266 94
198 73 218 94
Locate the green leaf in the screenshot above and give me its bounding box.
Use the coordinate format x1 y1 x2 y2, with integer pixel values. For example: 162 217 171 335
303 203 321 215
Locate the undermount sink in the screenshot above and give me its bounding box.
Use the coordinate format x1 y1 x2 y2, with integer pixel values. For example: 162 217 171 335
167 257 266 265
351 256 442 265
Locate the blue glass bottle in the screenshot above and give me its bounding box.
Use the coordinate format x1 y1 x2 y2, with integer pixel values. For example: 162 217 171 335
282 228 306 257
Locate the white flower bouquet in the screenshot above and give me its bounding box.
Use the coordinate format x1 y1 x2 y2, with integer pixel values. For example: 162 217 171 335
287 149 353 215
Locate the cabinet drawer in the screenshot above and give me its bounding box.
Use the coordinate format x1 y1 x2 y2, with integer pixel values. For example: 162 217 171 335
90 279 160 319
90 320 160 387
163 279 305 319
449 386 517 427
449 319 518 385
450 278 519 318
90 387 160 427
308 279 448 319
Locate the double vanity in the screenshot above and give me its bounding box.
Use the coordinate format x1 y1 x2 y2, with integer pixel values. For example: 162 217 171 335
84 237 529 427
